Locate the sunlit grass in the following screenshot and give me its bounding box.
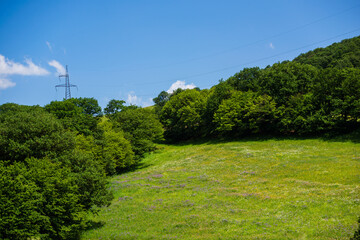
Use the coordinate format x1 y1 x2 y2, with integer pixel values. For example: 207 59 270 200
81 138 360 239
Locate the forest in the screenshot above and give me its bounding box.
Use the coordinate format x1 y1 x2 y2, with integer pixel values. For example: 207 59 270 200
1 36 360 239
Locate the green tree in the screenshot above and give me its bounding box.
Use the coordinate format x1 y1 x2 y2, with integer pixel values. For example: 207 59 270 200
56 151 113 210
45 100 99 136
112 108 164 157
0 161 44 240
294 36 360 69
0 158 85 240
0 105 74 162
153 90 170 115
311 67 360 132
69 97 102 116
104 99 125 115
257 61 318 106
0 103 113 239
214 91 276 136
160 89 208 140
226 67 262 92
25 158 85 239
75 118 135 175
153 90 170 108
203 80 234 135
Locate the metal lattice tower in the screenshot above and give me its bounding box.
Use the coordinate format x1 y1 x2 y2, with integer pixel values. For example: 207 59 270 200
56 65 77 100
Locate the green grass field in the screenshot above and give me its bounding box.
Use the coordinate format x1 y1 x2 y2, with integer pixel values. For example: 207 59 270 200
81 137 360 239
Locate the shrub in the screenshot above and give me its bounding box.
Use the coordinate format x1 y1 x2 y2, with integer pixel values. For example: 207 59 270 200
75 117 135 175
112 108 164 157
160 89 208 141
0 158 85 239
214 91 276 136
0 105 74 162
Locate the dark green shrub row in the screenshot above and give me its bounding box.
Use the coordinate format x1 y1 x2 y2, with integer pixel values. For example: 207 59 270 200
154 36 360 141
0 99 164 239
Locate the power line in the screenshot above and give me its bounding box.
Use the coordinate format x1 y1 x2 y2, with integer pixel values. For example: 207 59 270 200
148 4 360 69
88 28 360 90
126 28 360 87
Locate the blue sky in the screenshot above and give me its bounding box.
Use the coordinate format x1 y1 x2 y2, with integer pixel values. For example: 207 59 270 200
1 0 359 108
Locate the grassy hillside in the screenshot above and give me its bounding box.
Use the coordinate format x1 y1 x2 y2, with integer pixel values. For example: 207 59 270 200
82 138 360 239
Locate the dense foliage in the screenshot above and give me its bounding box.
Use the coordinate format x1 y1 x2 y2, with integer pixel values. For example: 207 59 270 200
154 36 360 140
0 98 163 238
0 104 74 162
0 105 112 239
75 118 135 175
214 91 276 136
294 36 360 69
112 108 164 158
160 89 208 141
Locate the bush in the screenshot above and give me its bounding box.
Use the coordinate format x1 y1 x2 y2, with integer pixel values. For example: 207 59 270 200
0 158 85 239
45 100 100 136
0 161 44 239
112 108 164 157
214 91 276 137
75 117 135 175
0 105 74 162
160 89 208 141
0 103 113 239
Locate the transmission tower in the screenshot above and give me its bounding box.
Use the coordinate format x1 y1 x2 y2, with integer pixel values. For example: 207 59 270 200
56 65 77 100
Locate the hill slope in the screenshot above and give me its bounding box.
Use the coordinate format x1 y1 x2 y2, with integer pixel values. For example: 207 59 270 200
82 138 360 239
293 35 360 69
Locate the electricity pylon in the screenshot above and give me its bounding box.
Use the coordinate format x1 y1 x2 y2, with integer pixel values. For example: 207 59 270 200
56 65 77 100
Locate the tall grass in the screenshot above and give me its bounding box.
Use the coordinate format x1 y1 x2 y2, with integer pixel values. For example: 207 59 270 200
82 138 360 239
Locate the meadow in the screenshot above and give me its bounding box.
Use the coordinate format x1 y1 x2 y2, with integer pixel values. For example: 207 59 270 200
82 137 360 239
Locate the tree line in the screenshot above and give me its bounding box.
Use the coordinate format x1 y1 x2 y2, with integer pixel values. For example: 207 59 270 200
0 99 163 239
154 36 360 141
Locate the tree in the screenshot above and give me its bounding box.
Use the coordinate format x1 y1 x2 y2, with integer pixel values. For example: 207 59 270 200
104 99 125 115
0 161 44 239
214 91 276 136
112 108 164 157
311 67 360 132
153 90 170 115
294 36 360 69
45 100 99 136
69 97 102 116
0 103 113 239
160 89 208 141
226 67 262 92
153 90 170 108
75 118 136 175
0 105 74 163
203 80 234 135
257 61 318 106
0 158 86 239
56 151 113 210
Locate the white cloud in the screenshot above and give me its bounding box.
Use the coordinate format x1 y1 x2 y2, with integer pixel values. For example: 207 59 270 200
46 41 52 52
167 80 196 93
127 92 141 105
0 54 49 90
48 60 66 75
0 55 49 76
0 77 16 90
126 92 153 107
269 43 275 49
